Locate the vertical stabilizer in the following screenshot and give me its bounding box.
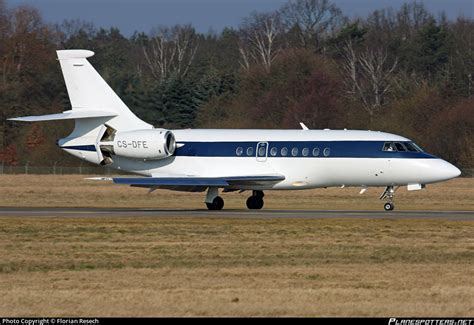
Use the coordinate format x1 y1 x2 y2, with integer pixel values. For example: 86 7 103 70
57 49 152 133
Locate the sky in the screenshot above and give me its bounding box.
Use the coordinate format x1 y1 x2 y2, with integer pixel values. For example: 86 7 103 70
7 0 474 36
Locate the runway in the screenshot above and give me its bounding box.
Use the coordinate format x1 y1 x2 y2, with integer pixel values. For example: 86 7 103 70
0 207 472 220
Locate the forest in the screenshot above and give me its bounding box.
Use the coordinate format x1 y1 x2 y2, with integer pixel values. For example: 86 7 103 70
0 0 472 168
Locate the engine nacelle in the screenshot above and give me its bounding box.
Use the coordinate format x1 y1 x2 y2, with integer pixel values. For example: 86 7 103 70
111 129 176 160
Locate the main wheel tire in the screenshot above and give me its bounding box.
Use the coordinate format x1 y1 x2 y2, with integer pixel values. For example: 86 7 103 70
246 196 264 210
206 196 224 210
384 202 394 211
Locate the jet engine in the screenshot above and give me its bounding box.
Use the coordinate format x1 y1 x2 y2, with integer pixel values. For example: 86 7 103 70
97 126 176 165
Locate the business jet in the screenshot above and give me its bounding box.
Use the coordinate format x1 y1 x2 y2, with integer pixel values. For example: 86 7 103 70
9 50 461 211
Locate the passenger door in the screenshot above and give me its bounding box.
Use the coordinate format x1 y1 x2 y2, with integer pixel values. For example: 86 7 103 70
256 142 268 162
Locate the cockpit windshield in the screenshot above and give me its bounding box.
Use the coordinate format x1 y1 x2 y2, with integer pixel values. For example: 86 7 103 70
382 142 423 152
404 142 419 152
382 142 396 152
410 142 424 152
394 142 406 152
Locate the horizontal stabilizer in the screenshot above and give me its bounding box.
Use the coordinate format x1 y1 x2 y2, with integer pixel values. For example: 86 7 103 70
113 175 285 188
8 110 118 122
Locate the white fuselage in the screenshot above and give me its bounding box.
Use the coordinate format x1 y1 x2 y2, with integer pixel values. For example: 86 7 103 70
61 129 461 190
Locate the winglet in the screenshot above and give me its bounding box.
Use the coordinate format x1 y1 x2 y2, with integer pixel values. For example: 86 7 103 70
299 122 309 130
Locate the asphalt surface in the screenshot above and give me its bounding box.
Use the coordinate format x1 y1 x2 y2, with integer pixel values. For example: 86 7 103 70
0 207 472 220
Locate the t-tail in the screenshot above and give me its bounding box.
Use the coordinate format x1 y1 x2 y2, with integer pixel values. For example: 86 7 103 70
9 49 176 166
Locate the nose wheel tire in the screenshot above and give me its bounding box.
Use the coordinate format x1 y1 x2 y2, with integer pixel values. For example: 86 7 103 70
380 186 397 211
246 196 264 210
384 202 394 211
206 196 224 210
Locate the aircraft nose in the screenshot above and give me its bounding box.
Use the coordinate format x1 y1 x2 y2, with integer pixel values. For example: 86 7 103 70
433 159 461 181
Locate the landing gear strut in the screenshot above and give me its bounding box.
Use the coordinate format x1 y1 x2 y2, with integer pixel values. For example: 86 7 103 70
246 190 264 210
379 186 396 211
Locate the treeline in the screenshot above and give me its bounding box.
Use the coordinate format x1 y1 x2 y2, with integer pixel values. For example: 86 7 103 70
0 0 472 168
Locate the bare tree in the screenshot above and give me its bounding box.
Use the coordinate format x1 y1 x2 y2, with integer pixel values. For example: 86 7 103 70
0 0 7 34
359 49 398 109
142 24 198 82
340 40 367 107
238 12 282 72
1 5 46 84
364 2 433 49
0 0 10 84
279 0 345 49
396 1 432 38
56 19 96 42
341 40 398 115
238 45 251 71
449 17 474 98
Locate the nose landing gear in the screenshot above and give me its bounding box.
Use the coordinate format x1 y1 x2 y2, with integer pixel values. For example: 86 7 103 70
380 186 397 211
383 202 394 211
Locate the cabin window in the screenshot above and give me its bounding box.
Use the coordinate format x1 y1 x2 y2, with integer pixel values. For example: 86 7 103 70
246 147 254 156
236 147 243 156
291 147 298 157
258 146 266 156
323 147 330 157
270 147 278 156
281 147 288 156
394 142 406 152
312 147 320 156
382 142 397 152
302 148 309 157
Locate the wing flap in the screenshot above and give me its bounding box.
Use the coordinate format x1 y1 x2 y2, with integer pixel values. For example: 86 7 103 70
113 177 229 187
225 175 285 185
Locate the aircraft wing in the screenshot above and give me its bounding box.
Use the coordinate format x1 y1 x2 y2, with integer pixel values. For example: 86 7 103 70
112 175 285 191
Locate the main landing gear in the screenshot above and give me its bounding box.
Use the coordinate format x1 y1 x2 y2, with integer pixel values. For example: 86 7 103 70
206 187 224 210
246 190 264 210
205 188 265 211
379 186 397 211
206 196 224 210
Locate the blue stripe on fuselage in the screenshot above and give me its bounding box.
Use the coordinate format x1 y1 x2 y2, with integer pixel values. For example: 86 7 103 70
61 141 437 159
176 141 437 159
61 145 96 152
